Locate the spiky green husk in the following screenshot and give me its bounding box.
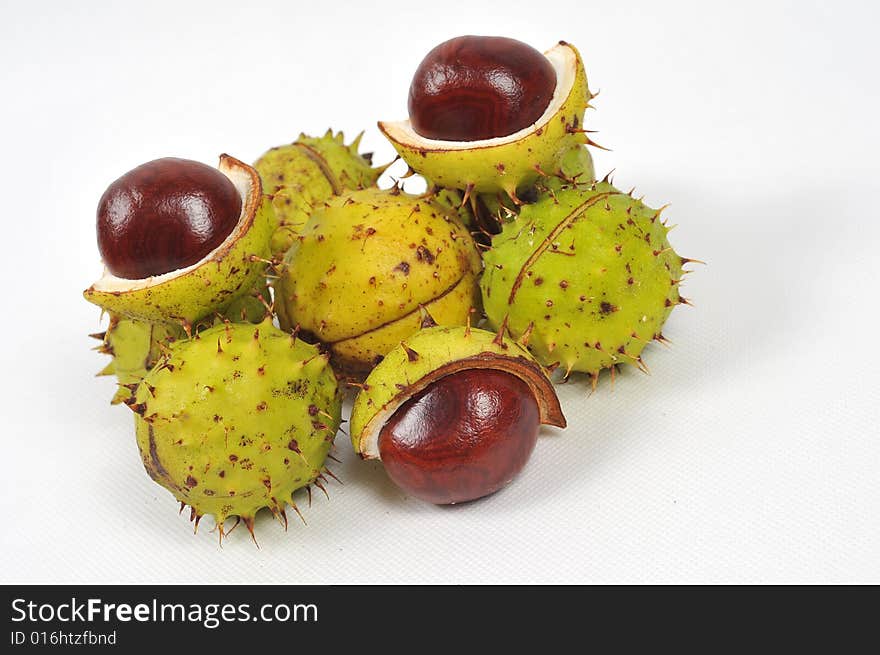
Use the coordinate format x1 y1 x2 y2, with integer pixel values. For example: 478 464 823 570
558 145 595 182
130 318 341 540
93 284 270 405
378 42 591 202
275 187 482 378
94 317 184 404
209 284 270 325
254 130 385 258
350 324 565 459
480 179 685 381
475 145 595 229
428 186 475 229
424 139 595 246
84 156 274 327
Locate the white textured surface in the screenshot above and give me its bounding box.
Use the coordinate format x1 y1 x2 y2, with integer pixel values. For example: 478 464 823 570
1 0 878 584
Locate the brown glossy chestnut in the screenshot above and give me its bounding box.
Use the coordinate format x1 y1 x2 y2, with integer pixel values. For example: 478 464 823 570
407 35 557 142
96 158 242 279
378 368 541 504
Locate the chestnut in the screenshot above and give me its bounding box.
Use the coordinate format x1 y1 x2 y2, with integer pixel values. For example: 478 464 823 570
407 35 557 142
378 368 541 504
97 157 242 279
349 325 566 506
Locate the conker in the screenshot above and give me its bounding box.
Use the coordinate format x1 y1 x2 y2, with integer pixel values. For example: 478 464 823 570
96 158 242 279
408 35 557 142
378 368 541 504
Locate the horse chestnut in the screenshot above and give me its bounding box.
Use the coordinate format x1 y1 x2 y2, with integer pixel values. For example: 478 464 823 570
97 158 242 279
408 35 557 142
378 368 541 504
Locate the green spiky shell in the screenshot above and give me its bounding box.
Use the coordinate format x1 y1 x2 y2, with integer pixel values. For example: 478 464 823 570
131 318 341 536
94 282 268 405
472 192 520 243
350 324 565 459
428 187 475 228
94 317 184 404
84 156 274 327
558 144 595 182
378 42 590 201
209 284 270 325
468 145 594 237
254 130 384 258
480 180 684 379
275 187 482 377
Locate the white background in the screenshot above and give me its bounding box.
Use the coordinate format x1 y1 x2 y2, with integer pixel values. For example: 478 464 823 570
1 0 878 584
